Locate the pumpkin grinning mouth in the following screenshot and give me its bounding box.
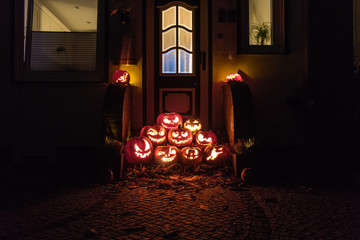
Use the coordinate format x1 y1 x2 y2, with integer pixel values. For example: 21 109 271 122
148 135 166 143
135 151 152 158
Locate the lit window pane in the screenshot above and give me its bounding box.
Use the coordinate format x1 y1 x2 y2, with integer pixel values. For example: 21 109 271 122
163 50 176 73
162 6 176 30
178 49 192 73
162 28 176 51
249 0 272 45
178 6 192 30
178 28 192 51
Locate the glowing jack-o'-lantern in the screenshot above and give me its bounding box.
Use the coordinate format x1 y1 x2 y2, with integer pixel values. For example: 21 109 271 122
156 112 183 130
112 70 130 86
168 128 193 147
183 119 202 133
154 146 180 163
226 73 243 82
180 146 203 165
195 130 218 148
204 145 231 165
124 136 153 164
140 125 167 146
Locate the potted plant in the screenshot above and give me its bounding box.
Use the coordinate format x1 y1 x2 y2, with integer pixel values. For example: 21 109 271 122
250 22 271 45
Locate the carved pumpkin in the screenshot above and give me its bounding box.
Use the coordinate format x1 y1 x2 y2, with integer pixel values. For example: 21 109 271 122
112 70 130 86
140 125 167 146
203 145 231 165
226 73 243 82
183 119 202 133
156 112 183 130
180 146 203 165
168 128 193 147
195 130 218 148
124 136 153 164
154 146 180 163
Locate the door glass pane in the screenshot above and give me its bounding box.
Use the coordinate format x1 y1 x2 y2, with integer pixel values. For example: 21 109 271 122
249 0 272 45
162 28 176 51
178 28 192 51
178 49 192 73
178 6 192 30
162 6 176 29
163 49 176 73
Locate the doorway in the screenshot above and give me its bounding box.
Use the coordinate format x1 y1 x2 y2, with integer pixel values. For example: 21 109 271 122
145 0 210 128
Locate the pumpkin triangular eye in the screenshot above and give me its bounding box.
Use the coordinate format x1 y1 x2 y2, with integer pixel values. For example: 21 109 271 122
164 117 171 124
172 132 179 137
159 129 165 136
174 116 179 123
181 132 188 137
144 139 151 151
197 133 205 141
134 144 141 152
169 148 176 154
147 129 158 136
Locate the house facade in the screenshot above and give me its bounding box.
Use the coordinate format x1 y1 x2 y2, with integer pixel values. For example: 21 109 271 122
0 0 356 167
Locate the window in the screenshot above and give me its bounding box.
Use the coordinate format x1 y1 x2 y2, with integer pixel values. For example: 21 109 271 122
14 0 105 82
237 0 284 53
160 3 195 75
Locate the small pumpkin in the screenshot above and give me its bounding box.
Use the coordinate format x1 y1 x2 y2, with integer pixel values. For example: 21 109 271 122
156 112 183 130
168 127 193 147
195 130 218 148
112 70 130 86
183 119 202 133
203 145 231 165
140 125 167 146
241 168 254 183
180 146 203 166
124 136 153 164
154 145 180 163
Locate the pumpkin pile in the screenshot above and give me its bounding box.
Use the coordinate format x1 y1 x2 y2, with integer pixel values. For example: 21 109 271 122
124 112 231 166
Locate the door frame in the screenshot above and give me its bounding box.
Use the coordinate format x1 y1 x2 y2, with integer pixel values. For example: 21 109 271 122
144 0 212 128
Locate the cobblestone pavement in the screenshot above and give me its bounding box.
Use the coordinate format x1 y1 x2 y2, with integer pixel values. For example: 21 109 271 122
0 176 360 240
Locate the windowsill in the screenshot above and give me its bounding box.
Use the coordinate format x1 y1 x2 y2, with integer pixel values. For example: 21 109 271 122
16 71 106 84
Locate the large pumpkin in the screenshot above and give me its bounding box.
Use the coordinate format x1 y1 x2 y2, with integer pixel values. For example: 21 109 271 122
124 136 153 164
140 125 167 146
180 146 203 166
195 130 218 148
156 112 183 130
154 145 180 163
203 145 231 165
168 127 193 147
112 70 130 86
183 119 202 133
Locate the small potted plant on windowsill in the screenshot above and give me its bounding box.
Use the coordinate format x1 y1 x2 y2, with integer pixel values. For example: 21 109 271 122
250 22 271 45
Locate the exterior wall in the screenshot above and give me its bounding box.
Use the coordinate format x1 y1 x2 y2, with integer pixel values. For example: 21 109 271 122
211 0 307 146
1 2 107 165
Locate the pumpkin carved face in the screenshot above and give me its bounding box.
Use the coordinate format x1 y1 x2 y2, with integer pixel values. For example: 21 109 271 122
124 136 153 164
180 146 203 165
183 119 202 133
168 128 193 147
154 146 180 163
204 145 231 165
140 125 167 146
112 70 130 86
156 112 183 130
226 73 242 82
195 131 218 148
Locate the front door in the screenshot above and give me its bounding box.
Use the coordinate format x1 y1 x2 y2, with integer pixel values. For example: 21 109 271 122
154 0 203 120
